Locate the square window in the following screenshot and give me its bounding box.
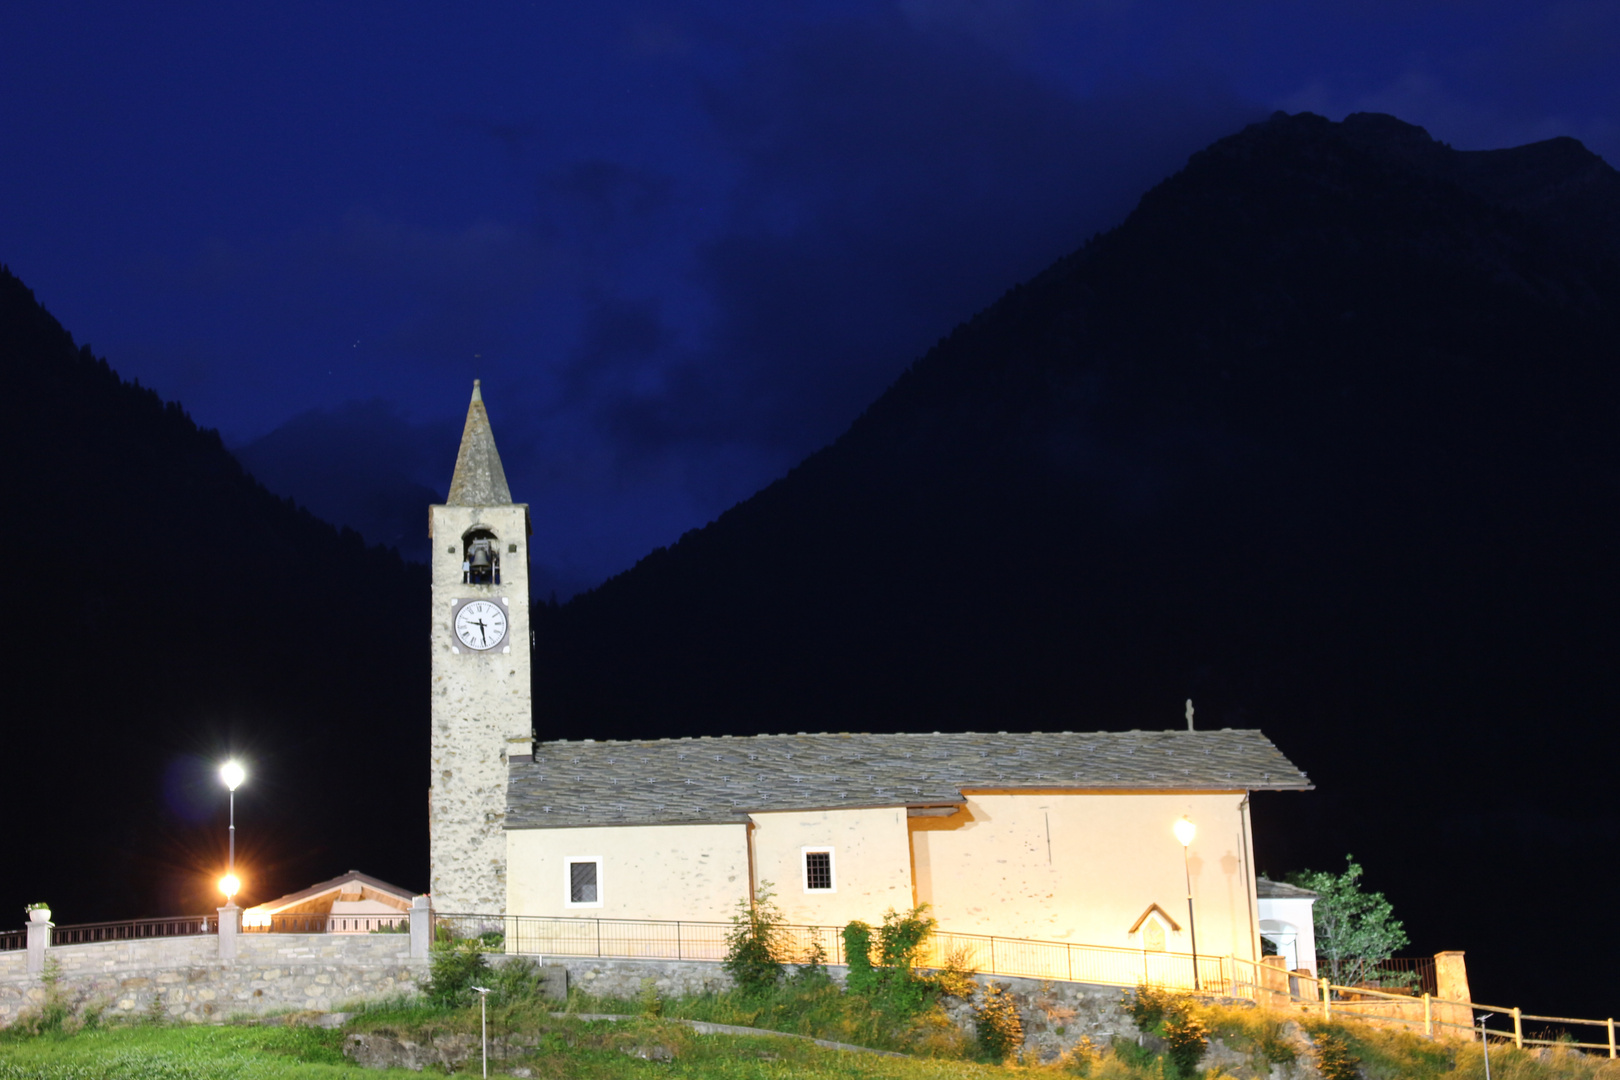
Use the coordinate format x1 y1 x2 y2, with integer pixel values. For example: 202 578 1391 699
565 858 602 907
803 848 834 892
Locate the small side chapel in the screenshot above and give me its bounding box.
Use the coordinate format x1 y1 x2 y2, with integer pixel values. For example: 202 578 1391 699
429 383 1314 966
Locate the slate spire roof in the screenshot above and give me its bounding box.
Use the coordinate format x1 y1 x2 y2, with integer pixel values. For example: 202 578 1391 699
447 379 513 506
506 728 1311 829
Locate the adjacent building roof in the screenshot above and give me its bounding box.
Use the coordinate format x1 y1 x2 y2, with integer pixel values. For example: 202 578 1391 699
446 380 513 506
244 870 420 915
1257 877 1320 900
506 729 1312 829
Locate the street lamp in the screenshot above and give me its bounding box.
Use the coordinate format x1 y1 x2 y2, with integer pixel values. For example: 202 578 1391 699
1173 816 1200 991
220 761 245 904
471 985 492 1077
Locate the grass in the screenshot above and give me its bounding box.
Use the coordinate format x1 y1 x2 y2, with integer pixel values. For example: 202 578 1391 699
560 978 974 1057
6 988 1620 1079
0 1010 1004 1080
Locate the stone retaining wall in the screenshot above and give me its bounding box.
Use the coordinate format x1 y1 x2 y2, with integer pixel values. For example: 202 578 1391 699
3 940 1155 1063
0 934 424 1027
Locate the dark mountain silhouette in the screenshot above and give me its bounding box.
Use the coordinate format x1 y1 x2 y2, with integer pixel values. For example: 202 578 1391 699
233 401 454 564
0 267 427 921
539 112 1620 1014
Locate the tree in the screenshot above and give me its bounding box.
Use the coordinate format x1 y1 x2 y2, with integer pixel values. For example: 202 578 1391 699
1287 856 1408 987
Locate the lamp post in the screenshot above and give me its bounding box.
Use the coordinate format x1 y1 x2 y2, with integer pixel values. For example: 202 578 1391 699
471 985 492 1077
220 761 245 903
1173 816 1200 991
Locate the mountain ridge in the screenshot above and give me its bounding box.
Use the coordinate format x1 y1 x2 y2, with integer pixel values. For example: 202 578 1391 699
536 111 1620 1013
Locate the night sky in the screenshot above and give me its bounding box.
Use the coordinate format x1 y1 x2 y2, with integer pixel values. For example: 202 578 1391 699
6 1 1618 596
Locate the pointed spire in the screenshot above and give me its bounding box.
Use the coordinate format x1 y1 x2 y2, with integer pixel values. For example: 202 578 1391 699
446 379 513 505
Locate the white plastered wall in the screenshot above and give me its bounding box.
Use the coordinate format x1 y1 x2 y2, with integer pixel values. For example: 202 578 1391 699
1258 895 1318 974
748 807 914 926
910 792 1259 962
506 823 750 921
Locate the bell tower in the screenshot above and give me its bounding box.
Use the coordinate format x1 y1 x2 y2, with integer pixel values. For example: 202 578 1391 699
429 380 533 914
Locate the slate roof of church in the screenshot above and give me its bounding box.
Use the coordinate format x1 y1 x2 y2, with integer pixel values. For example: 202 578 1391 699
505 729 1311 829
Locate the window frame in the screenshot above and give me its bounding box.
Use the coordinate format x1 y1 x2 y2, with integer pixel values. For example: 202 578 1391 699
800 846 836 893
564 856 604 908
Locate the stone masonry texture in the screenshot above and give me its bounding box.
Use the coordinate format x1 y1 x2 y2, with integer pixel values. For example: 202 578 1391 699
0 934 424 1028
430 502 532 914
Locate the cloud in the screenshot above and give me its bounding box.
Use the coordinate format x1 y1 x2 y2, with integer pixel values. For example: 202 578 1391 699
677 16 1262 453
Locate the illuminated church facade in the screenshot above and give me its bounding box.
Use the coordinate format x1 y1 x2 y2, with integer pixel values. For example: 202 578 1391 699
429 383 1313 966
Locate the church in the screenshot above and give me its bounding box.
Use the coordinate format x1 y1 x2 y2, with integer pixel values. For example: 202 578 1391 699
429 383 1313 966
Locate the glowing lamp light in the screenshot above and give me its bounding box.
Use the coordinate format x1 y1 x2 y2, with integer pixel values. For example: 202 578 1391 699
220 761 246 791
1173 816 1197 847
219 874 241 901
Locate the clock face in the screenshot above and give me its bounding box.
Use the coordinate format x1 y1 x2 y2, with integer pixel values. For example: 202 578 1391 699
453 599 509 651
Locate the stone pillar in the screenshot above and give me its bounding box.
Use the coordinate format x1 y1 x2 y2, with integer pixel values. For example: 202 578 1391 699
218 905 240 962
25 917 51 975
1435 951 1471 1037
410 896 431 959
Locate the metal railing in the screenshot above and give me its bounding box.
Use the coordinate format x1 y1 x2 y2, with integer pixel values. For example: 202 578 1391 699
0 929 26 952
1336 956 1436 996
50 915 218 946
433 913 1235 993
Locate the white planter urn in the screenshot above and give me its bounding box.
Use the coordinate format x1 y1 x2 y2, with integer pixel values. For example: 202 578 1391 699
27 909 50 924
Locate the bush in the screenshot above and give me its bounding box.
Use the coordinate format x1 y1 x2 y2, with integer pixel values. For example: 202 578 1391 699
1120 984 1178 1031
790 939 832 987
723 884 786 995
423 940 489 1007
638 976 664 1017
487 956 549 1004
1314 1031 1361 1080
931 947 978 1000
972 981 1024 1062
1121 985 1208 1078
842 921 876 995
1162 1009 1210 1078
14 959 71 1035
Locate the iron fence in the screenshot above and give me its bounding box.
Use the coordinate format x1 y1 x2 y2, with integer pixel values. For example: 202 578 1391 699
50 915 217 946
1358 956 1437 996
431 913 1234 993
0 929 26 952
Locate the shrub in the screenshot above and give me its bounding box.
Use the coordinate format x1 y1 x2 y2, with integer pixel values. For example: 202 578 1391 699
1162 1008 1210 1078
1062 1035 1103 1075
637 976 664 1017
14 959 71 1035
932 947 978 1000
877 904 936 972
1121 984 1178 1032
487 956 548 1003
1314 1031 1361 1080
724 884 786 995
790 939 832 987
423 940 489 1007
973 981 1023 1062
842 921 876 995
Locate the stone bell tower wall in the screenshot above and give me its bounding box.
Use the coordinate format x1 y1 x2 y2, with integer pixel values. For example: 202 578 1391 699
429 502 532 914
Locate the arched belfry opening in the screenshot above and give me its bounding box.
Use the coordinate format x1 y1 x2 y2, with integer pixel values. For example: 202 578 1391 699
462 527 501 585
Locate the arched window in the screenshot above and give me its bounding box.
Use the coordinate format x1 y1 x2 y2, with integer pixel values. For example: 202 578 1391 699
462 528 502 585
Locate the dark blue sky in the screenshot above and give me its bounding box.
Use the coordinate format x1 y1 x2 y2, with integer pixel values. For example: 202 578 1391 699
5 0 1617 595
